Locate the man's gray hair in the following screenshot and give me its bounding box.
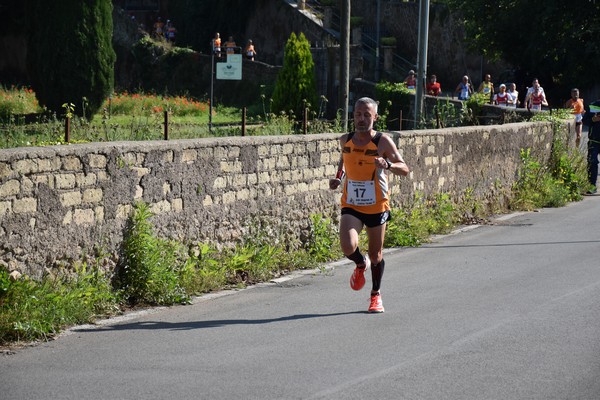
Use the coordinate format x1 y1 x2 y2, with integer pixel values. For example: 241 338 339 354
355 97 378 113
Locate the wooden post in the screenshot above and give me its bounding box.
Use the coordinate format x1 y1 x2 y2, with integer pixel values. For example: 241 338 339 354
64 117 71 143
163 111 169 140
303 107 308 135
242 107 246 136
398 110 403 131
436 108 441 129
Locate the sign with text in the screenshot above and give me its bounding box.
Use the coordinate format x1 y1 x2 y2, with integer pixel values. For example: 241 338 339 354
216 54 242 80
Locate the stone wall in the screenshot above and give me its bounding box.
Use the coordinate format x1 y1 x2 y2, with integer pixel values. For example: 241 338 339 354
0 121 562 278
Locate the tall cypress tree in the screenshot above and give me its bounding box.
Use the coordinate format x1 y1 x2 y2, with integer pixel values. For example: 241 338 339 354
271 32 318 118
27 0 115 119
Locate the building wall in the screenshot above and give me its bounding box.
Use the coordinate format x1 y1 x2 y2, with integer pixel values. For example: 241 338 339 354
0 122 563 278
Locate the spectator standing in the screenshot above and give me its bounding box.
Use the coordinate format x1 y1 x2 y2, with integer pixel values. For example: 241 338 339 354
565 88 585 148
582 100 600 194
212 32 222 58
153 16 164 39
454 75 473 100
507 83 519 108
404 70 416 92
225 36 237 55
426 74 441 96
244 39 257 61
478 74 494 103
165 20 177 43
493 84 510 106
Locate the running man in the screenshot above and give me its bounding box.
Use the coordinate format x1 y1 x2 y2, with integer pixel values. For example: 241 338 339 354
329 97 410 313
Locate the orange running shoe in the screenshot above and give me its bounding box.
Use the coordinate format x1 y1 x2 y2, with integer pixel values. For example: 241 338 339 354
349 256 370 291
368 293 384 313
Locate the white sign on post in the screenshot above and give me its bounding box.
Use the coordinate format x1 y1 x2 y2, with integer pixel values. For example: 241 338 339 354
216 54 242 80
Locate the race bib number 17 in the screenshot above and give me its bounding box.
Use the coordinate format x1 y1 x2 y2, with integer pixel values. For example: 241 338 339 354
347 179 376 205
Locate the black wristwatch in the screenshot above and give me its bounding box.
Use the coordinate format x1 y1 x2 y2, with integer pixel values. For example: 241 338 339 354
385 160 392 170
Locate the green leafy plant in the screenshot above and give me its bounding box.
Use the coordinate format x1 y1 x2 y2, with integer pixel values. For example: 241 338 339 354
118 202 189 305
0 263 119 345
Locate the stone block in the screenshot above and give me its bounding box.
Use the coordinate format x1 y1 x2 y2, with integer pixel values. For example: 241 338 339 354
0 201 11 216
131 167 149 177
0 162 12 178
182 149 198 163
14 159 38 175
88 154 107 169
55 174 76 189
74 209 95 225
116 204 132 219
163 151 174 163
236 188 250 201
0 180 20 197
83 188 103 203
150 200 171 214
62 210 73 225
171 198 183 211
38 157 61 172
62 156 82 171
60 191 82 207
95 206 104 223
220 161 241 173
222 191 236 204
21 177 34 194
77 172 97 187
213 177 227 190
13 198 37 213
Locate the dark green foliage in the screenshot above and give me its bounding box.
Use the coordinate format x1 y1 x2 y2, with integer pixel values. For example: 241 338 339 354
168 0 257 53
26 0 116 119
374 81 412 130
271 32 318 118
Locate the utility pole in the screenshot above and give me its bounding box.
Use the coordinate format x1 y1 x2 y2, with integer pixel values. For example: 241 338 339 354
339 0 351 131
414 0 430 129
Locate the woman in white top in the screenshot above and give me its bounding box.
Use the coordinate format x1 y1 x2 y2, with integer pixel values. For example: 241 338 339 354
507 83 519 108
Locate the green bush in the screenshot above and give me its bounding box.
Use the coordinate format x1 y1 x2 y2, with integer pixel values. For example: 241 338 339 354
118 202 189 305
375 81 412 130
271 32 318 118
0 265 119 345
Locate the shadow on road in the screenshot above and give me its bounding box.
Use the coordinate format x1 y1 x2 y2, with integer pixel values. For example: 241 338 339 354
423 239 600 249
73 311 367 332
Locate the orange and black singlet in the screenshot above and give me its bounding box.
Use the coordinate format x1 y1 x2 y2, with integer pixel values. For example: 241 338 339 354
341 131 390 214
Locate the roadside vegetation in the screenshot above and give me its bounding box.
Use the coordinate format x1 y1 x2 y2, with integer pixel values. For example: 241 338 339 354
0 85 591 347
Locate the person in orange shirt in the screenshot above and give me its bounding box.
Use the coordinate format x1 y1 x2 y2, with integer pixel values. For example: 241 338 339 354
565 88 585 148
426 74 441 96
329 97 410 313
212 32 222 58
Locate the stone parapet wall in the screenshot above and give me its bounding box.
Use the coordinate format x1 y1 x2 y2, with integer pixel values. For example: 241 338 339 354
0 122 560 278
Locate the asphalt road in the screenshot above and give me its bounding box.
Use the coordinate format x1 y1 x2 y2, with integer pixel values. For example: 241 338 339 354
2 196 600 400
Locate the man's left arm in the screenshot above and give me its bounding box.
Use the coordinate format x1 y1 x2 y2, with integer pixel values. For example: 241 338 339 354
375 135 409 176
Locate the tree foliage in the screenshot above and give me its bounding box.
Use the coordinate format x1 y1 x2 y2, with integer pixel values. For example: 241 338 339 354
443 0 600 95
271 32 318 117
26 0 116 119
